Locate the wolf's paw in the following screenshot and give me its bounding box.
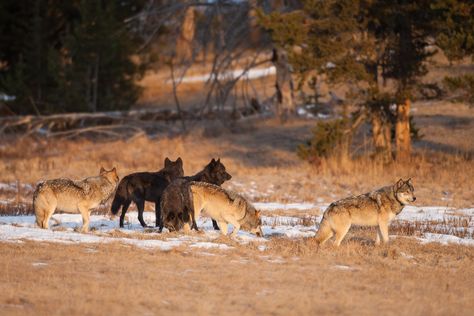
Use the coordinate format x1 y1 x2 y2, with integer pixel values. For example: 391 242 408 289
79 227 90 234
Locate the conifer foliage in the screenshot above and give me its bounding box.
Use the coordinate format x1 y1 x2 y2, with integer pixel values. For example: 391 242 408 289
0 0 146 114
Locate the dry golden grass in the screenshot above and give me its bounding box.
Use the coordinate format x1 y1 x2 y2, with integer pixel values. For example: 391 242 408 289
0 100 473 209
1 51 473 316
0 239 473 315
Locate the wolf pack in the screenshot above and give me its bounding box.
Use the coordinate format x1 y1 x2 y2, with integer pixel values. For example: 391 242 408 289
32 157 416 247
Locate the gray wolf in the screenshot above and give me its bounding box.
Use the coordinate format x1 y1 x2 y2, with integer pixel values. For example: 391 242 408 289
160 158 232 232
188 182 263 237
315 178 416 246
34 167 119 232
110 157 183 228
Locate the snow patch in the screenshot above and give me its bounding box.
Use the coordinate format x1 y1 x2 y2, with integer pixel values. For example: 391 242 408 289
173 66 276 84
418 233 474 246
332 265 357 271
0 205 472 250
254 202 323 211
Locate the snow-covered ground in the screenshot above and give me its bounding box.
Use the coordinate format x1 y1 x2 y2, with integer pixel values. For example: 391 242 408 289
171 66 276 84
0 202 472 250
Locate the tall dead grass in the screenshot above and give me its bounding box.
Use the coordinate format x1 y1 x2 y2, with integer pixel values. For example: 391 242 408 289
0 112 473 208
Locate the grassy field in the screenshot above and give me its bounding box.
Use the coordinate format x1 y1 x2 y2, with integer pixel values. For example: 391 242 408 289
0 239 473 315
1 58 473 315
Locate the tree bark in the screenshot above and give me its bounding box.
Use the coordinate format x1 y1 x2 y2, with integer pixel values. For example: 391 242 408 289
248 0 261 46
395 98 411 160
91 54 99 112
272 48 294 121
371 111 392 162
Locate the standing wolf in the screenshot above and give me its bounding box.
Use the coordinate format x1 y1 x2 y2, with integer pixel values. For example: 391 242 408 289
110 157 183 228
315 178 416 246
160 158 232 232
188 182 263 237
34 167 119 232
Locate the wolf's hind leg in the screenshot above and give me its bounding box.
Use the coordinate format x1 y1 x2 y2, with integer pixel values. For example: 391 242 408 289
188 207 199 231
333 222 351 247
35 207 46 228
42 209 54 229
38 206 55 229
42 199 57 229
119 200 131 228
136 199 147 227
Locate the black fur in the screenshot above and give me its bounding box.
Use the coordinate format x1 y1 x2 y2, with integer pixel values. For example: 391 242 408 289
110 158 184 228
160 158 232 232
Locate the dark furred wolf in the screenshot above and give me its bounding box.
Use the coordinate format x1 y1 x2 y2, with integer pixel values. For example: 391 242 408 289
160 158 232 232
110 157 184 228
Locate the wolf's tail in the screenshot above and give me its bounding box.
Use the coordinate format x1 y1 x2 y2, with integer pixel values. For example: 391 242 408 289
314 217 333 245
110 180 127 215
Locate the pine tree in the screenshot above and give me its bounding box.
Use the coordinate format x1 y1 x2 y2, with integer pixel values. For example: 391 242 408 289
0 0 147 114
434 0 474 106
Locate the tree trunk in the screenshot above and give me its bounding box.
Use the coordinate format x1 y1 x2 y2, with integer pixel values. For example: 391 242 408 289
175 6 195 62
91 54 99 112
272 48 294 121
395 98 411 160
371 111 392 162
248 0 261 46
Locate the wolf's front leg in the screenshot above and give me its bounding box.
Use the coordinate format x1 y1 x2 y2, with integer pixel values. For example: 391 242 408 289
230 222 240 238
183 222 191 233
375 229 381 245
154 199 161 227
377 220 389 244
217 221 228 236
78 205 91 233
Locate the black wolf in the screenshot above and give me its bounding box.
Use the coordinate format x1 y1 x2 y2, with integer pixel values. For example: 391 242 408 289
160 158 232 232
110 157 184 228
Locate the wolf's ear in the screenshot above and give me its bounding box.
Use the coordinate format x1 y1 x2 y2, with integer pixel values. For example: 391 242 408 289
164 157 171 166
255 210 261 217
396 178 404 189
111 167 117 174
176 157 183 165
217 158 221 163
406 178 413 185
100 166 106 174
211 158 216 164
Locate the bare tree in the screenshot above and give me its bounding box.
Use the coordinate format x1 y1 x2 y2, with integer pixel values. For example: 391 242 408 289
128 0 275 124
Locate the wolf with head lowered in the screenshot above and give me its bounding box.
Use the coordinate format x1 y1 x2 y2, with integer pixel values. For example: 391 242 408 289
315 178 416 246
110 157 183 228
34 167 119 232
186 182 263 237
160 158 232 232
